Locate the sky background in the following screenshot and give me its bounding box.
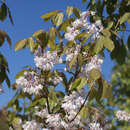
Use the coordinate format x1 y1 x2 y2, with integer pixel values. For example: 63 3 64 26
0 0 115 107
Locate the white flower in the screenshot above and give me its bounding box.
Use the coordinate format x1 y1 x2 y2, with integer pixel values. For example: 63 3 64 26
89 122 103 130
90 11 96 16
35 108 48 119
65 32 75 41
22 120 42 130
66 53 74 62
116 110 130 121
65 45 81 63
49 75 63 85
34 50 62 71
65 11 103 41
16 71 43 95
61 91 86 127
85 55 103 73
46 114 64 128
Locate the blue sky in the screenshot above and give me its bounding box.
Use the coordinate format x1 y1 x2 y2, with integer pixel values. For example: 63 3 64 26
0 0 114 107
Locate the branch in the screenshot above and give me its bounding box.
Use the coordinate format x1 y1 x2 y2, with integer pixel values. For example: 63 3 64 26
72 59 80 82
70 91 90 122
46 97 50 114
42 71 51 114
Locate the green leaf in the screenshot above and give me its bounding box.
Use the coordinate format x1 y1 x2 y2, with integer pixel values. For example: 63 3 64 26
119 12 130 25
52 13 64 26
94 36 104 54
102 29 111 37
80 107 88 119
103 37 114 52
32 30 49 49
15 71 24 79
48 40 56 50
66 6 73 17
69 55 77 69
32 29 45 37
89 69 101 81
59 18 71 31
71 78 82 90
96 78 103 102
41 10 59 19
82 33 92 44
73 8 80 18
0 3 7 21
101 80 113 102
89 87 97 101
27 37 36 52
14 39 27 51
77 78 87 91
75 32 86 39
106 21 113 29
71 77 86 90
52 103 61 113
111 40 127 64
78 54 83 67
0 30 12 47
49 27 56 40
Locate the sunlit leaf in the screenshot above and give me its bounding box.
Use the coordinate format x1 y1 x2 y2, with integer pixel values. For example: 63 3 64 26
103 37 114 52
119 12 130 25
14 39 27 51
71 77 86 90
94 36 104 54
80 106 88 119
89 69 101 81
48 40 56 50
66 6 73 17
27 37 36 53
49 27 56 40
52 13 64 26
69 55 77 69
32 29 49 49
41 10 59 19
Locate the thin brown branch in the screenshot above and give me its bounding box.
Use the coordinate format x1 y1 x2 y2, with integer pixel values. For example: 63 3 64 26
70 91 90 122
46 97 50 114
42 71 51 114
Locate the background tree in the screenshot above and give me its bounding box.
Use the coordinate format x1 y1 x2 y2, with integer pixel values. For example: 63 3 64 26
0 0 13 129
110 47 130 129
0 0 13 91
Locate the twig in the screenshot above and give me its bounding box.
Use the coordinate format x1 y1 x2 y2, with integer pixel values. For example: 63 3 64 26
46 97 50 114
70 91 90 122
43 71 51 114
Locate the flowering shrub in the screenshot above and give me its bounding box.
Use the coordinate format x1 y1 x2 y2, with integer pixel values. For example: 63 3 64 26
3 0 130 129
